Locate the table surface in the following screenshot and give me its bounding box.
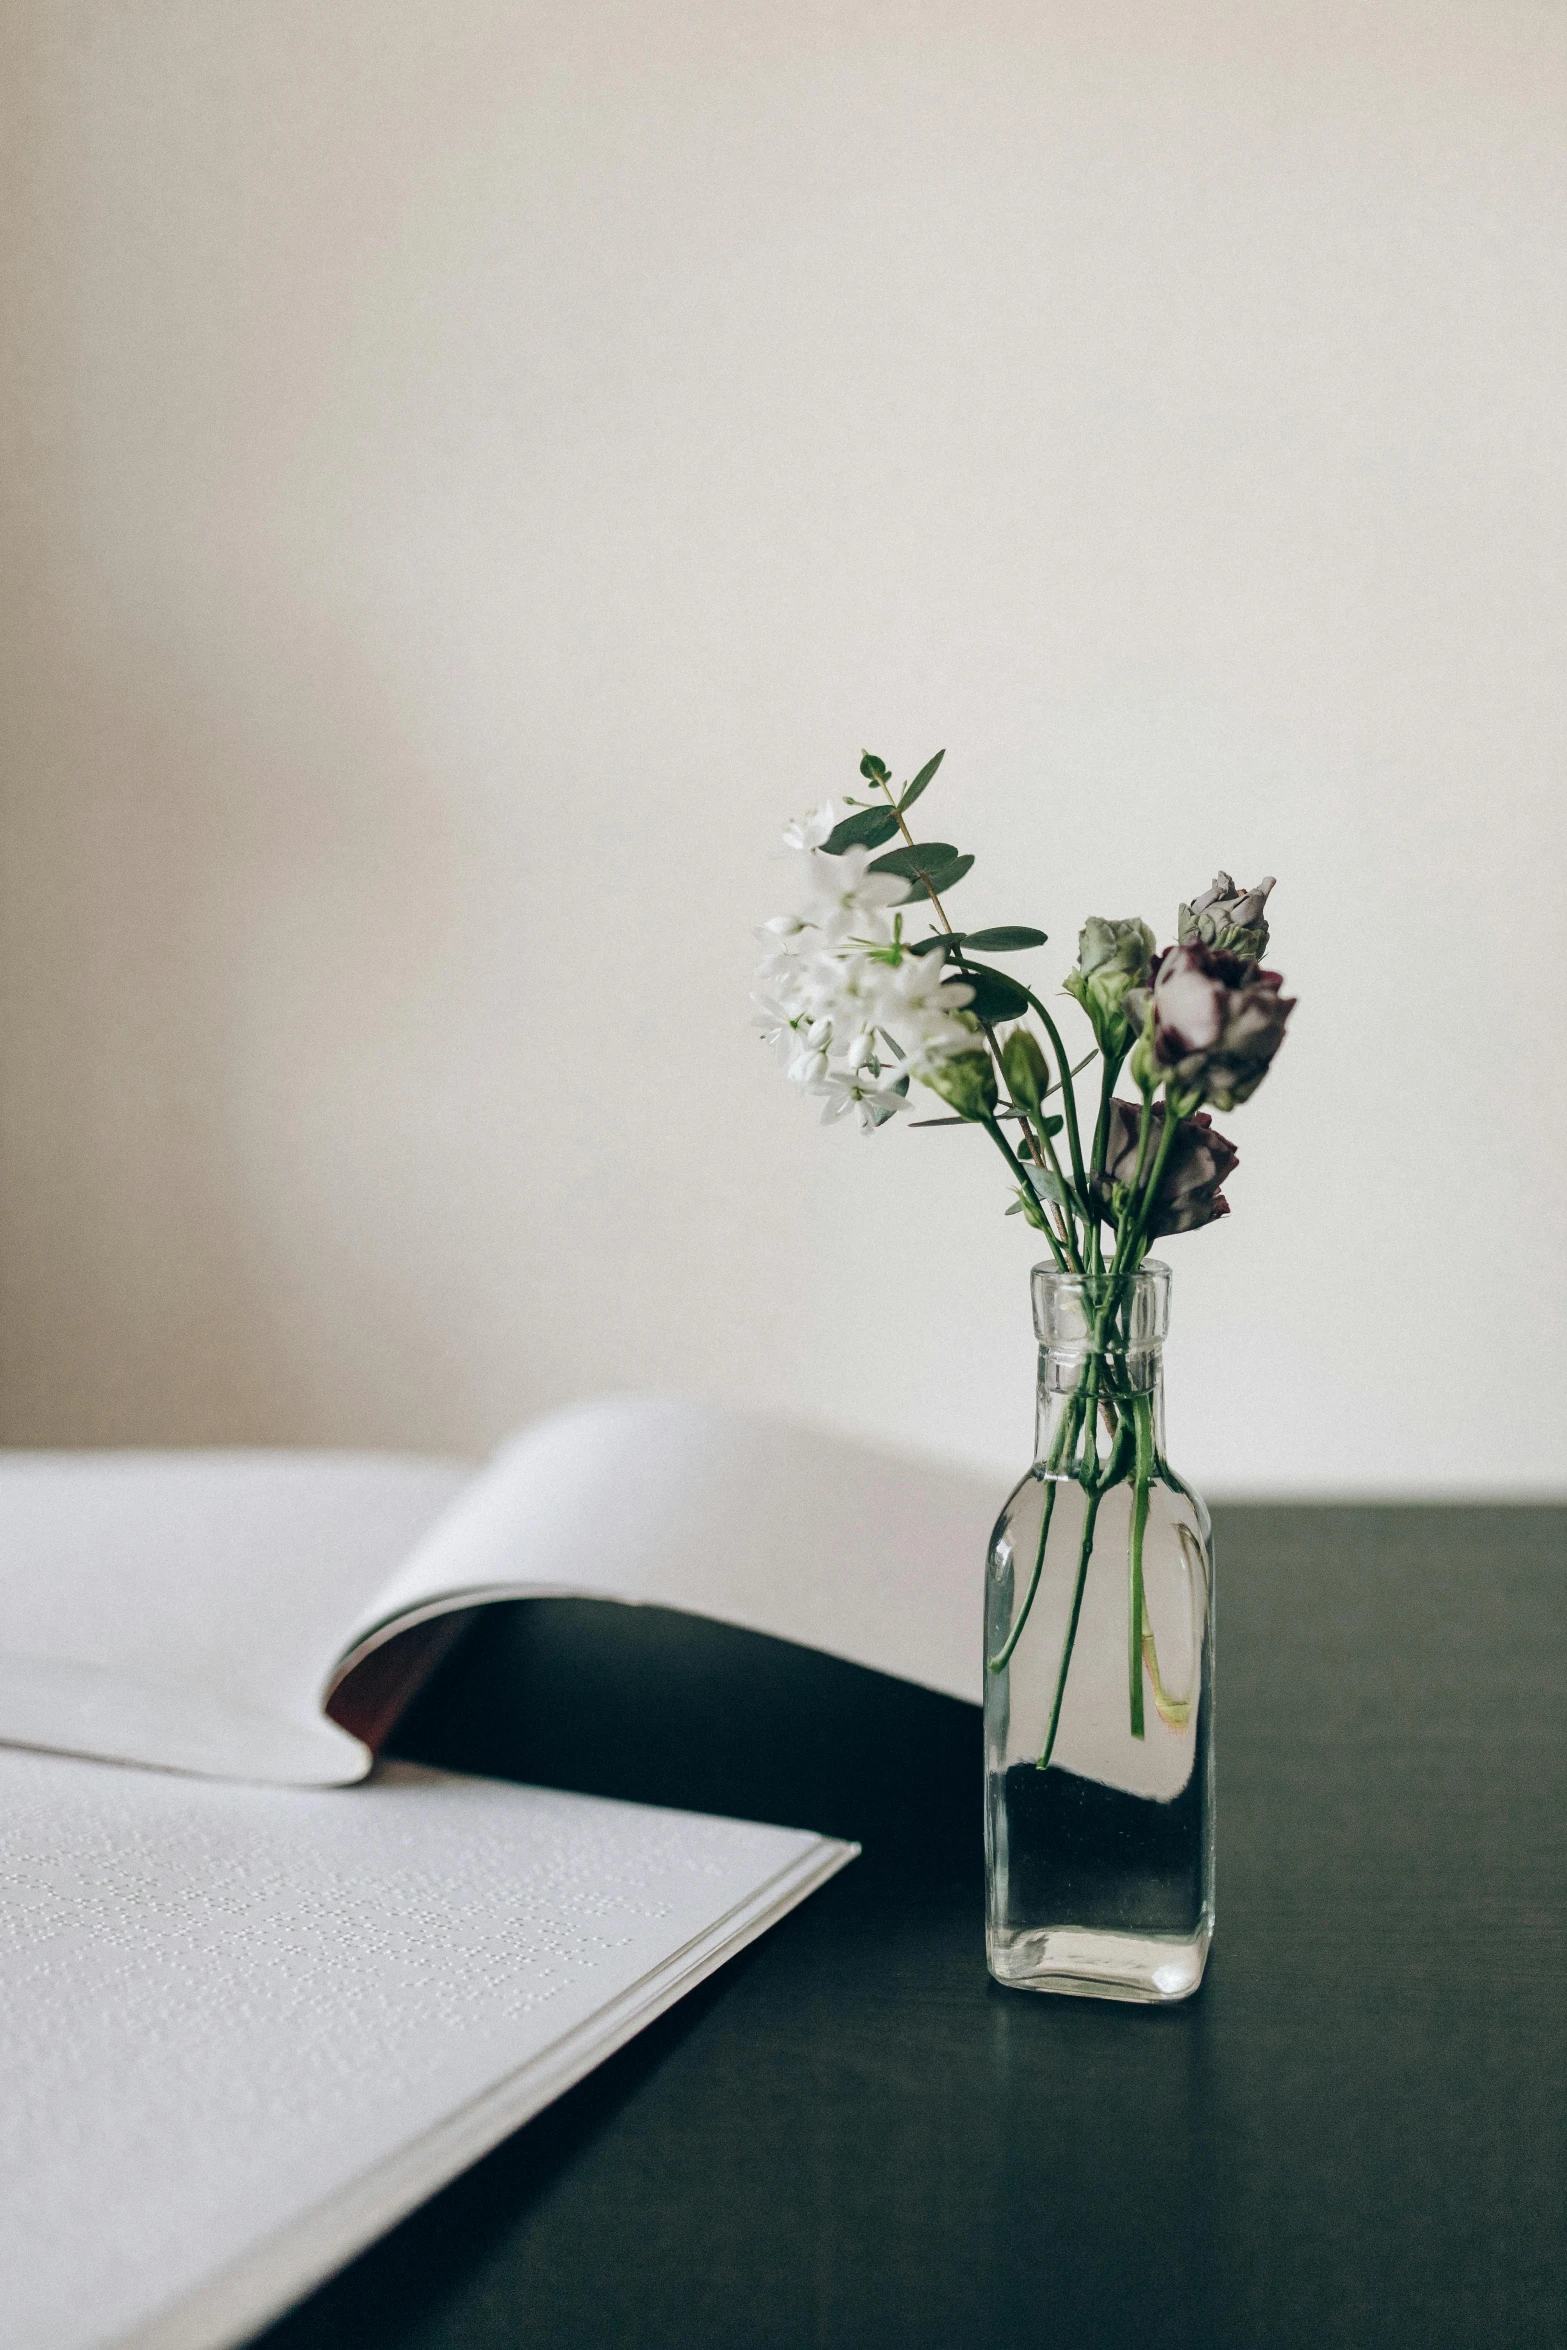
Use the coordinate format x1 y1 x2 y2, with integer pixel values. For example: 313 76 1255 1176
258 1505 1566 2350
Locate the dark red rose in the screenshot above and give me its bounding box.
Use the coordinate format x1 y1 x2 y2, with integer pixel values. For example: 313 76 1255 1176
1090 1098 1240 1237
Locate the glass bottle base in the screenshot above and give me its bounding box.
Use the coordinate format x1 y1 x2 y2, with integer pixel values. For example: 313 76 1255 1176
986 1922 1211 2004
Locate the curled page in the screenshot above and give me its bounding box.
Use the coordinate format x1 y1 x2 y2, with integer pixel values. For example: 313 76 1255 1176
339 1394 999 1711
0 1399 1002 1783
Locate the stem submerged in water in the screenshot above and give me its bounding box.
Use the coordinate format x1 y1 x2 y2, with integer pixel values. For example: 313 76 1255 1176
1034 1399 1135 1770
992 1272 1162 1768
1128 1392 1154 1739
987 1395 1082 1674
1038 1485 1101 1771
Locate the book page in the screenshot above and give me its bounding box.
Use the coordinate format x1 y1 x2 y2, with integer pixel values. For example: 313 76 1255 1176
344 1394 1000 1709
0 1744 851 2350
0 1452 466 1783
0 1398 1000 1784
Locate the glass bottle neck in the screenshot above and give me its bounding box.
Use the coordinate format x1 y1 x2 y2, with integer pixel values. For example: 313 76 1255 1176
1036 1345 1166 1469
1029 1258 1171 1476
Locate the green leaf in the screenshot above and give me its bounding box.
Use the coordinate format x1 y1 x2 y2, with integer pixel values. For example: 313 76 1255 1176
897 749 945 815
859 751 890 783
900 853 975 903
822 805 899 855
908 932 963 957
956 960 1031 1022
867 841 959 882
1028 1163 1070 1209
963 926 1048 952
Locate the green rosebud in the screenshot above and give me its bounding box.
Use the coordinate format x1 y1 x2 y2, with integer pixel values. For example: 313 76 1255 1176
1128 1015 1161 1101
1063 916 1156 1054
920 1050 998 1122
1000 1027 1050 1116
1177 872 1275 962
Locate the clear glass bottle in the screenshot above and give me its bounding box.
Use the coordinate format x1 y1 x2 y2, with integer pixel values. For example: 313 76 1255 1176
985 1260 1213 2002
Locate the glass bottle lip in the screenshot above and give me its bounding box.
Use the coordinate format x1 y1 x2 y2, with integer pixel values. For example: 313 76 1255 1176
1032 1257 1170 1347
1032 1256 1171 1294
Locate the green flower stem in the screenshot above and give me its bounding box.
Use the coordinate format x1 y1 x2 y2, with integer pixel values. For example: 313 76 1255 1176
986 1393 1082 1673
1128 1392 1154 1739
1017 1107 1076 1262
986 1034 1083 1270
1115 1094 1182 1273
1038 1484 1101 1772
1044 1049 1102 1103
1018 987 1090 1243
1078 1348 1104 1479
876 775 943 895
1034 1396 1132 1771
1088 1050 1122 1278
872 770 1036 1180
1127 1092 1155 1192
1090 1050 1121 1184
982 1114 1068 1272
1111 1100 1156 1269
871 766 1099 1268
1027 1113 1087 1275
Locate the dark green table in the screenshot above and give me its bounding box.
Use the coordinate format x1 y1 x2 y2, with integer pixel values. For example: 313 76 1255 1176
260 1506 1565 2350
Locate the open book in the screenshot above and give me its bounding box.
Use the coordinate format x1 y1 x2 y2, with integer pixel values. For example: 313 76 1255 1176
0 1392 987 1785
0 1394 995 2350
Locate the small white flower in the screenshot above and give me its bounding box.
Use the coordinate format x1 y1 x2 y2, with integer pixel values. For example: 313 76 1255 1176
798 945 883 1029
812 1067 909 1133
802 846 907 944
760 913 809 938
781 802 836 854
878 953 975 1028
752 937 815 1015
902 1017 980 1079
751 991 803 1061
784 1016 834 1088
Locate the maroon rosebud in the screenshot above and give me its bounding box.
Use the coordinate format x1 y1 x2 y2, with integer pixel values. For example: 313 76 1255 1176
1090 1099 1240 1236
1127 941 1294 1113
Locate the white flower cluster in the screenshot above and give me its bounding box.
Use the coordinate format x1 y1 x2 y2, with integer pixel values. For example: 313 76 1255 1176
753 803 980 1132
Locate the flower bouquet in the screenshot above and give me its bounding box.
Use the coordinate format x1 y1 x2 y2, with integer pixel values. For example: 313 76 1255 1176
754 750 1294 2001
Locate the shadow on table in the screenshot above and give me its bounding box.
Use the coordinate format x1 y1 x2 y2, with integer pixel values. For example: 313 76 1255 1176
390 1596 982 1867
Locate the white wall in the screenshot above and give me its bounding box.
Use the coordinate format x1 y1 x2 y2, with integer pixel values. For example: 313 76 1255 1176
1 0 1562 1494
